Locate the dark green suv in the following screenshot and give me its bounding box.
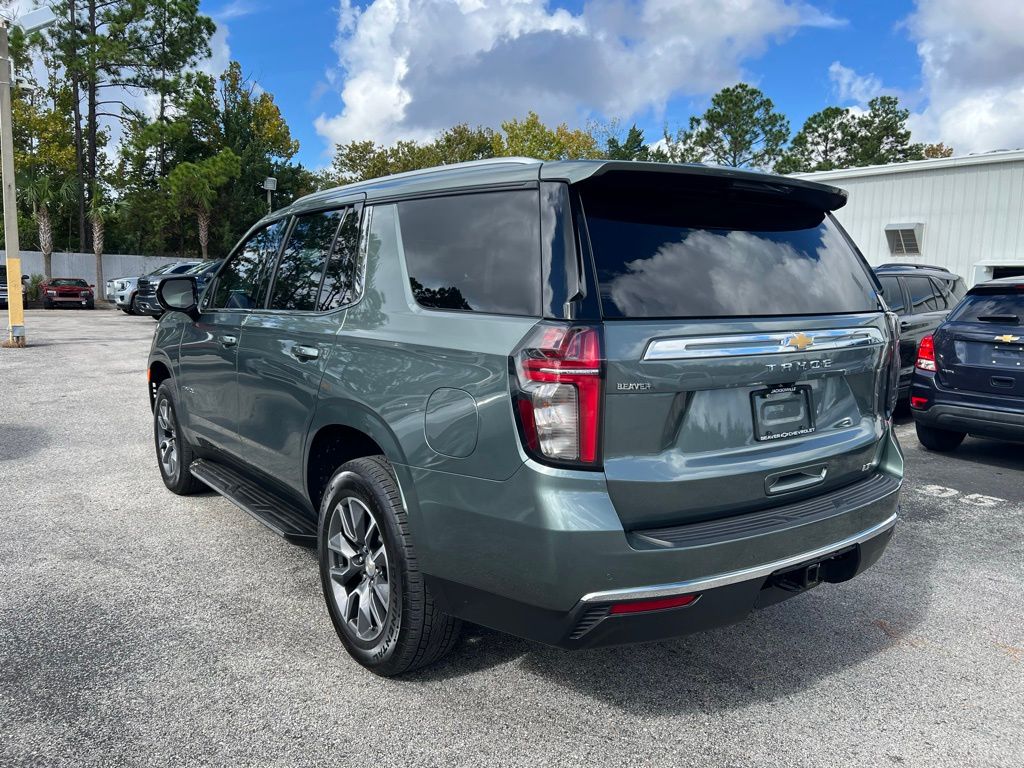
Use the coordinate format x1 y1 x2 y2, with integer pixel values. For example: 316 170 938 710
149 159 904 675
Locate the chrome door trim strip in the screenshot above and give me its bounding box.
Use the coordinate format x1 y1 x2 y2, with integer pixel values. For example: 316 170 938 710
579 511 898 604
643 327 885 361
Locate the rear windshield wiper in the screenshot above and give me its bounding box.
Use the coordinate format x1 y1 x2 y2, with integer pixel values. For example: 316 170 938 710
976 314 1020 324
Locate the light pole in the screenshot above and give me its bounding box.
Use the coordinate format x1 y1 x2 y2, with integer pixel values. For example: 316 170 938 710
262 176 277 215
2 6 56 347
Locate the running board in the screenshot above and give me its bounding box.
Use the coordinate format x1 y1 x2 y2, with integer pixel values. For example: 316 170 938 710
190 459 317 545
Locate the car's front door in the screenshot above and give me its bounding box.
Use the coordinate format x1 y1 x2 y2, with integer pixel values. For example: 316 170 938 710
177 221 286 457
235 204 363 501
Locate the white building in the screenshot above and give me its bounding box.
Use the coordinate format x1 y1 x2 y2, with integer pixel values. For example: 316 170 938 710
795 150 1024 286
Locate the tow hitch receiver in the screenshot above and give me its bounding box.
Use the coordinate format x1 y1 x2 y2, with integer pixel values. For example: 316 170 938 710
770 545 860 593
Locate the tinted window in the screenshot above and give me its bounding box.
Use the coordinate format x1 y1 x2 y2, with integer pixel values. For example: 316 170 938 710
948 278 967 302
905 276 940 312
878 276 905 313
583 190 878 318
269 210 344 311
398 191 541 316
928 277 951 310
950 291 1023 323
170 263 197 274
318 208 361 311
210 221 285 310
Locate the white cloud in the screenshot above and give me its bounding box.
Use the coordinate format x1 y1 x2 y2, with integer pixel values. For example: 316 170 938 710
316 0 845 150
212 1 262 21
828 61 885 105
905 0 1024 153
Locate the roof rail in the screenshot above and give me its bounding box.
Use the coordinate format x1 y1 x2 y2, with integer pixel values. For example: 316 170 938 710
875 262 950 273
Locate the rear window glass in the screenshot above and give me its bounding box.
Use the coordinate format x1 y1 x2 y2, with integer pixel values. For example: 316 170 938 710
905 276 941 312
950 291 1023 323
583 191 879 319
398 191 541 316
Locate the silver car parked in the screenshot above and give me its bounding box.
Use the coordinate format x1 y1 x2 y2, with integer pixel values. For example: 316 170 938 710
108 262 200 314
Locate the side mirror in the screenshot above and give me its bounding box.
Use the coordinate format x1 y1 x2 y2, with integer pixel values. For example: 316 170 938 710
157 276 199 320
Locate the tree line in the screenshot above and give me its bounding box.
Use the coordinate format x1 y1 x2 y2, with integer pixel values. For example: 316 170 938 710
6 1 950 276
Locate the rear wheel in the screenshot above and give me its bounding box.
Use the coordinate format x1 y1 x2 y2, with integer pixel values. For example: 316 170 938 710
153 381 204 494
916 422 966 452
318 456 460 676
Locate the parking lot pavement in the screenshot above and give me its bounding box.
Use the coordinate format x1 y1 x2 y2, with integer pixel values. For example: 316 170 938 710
1 309 1022 768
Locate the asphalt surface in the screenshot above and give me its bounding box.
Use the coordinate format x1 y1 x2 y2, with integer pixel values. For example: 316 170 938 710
1 308 1022 767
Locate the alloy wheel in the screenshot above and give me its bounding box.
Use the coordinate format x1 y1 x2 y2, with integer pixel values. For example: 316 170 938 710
326 496 391 642
156 399 178 479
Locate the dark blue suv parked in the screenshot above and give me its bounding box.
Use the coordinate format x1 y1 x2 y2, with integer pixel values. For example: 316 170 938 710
911 277 1024 451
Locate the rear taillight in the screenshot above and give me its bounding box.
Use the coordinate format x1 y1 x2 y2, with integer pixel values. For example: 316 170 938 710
883 311 901 417
916 335 937 372
512 323 602 467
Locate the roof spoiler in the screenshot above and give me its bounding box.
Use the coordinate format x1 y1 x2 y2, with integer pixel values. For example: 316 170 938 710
544 160 848 212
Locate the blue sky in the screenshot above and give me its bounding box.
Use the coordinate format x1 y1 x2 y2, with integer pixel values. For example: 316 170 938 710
201 1 1024 169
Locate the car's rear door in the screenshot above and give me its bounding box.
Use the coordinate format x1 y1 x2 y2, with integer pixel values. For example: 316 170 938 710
578 176 891 530
935 285 1024 397
235 202 362 501
177 221 285 456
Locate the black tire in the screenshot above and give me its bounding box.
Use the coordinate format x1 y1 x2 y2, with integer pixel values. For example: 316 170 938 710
318 456 461 676
153 381 205 494
128 293 139 315
916 422 966 452
43 300 53 310
86 301 95 310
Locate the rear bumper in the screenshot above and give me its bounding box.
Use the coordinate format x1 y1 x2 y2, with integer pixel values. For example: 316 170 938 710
408 427 903 649
911 372 1024 441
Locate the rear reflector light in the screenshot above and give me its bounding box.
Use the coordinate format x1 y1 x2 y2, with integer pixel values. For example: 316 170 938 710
512 324 602 466
609 594 698 615
916 335 937 372
910 396 929 409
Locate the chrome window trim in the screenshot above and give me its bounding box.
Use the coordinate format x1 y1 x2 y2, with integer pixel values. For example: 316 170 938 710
643 327 886 361
579 511 897 604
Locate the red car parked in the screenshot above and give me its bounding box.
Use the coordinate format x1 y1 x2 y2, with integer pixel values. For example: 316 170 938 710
41 278 95 309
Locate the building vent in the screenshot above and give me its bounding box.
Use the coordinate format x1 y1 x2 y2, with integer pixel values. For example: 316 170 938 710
885 223 923 256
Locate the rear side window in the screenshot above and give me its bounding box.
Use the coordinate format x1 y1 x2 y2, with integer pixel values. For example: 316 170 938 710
582 190 879 319
210 221 286 310
878 276 906 313
905 276 941 312
318 208 361 311
398 191 541 316
950 291 1023 323
270 210 345 311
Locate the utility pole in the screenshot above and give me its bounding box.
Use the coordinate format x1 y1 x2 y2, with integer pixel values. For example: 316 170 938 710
1 7 56 347
1 20 25 346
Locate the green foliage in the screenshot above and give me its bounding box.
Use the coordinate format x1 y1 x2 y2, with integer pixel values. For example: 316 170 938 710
924 142 954 159
494 111 603 160
775 106 853 174
605 124 651 161
840 96 925 167
666 84 789 169
25 274 46 303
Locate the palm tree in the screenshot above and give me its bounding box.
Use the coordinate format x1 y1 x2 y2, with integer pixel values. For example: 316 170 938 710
22 176 77 279
89 186 118 297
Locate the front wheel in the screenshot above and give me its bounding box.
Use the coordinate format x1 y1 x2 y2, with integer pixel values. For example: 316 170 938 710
916 422 966 452
153 381 205 494
318 456 461 676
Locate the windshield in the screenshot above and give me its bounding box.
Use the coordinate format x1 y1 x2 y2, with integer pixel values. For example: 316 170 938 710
51 278 89 287
186 260 218 275
583 188 880 319
149 263 177 276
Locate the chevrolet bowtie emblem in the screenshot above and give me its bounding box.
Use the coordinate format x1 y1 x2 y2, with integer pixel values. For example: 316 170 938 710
995 334 1021 343
785 332 815 351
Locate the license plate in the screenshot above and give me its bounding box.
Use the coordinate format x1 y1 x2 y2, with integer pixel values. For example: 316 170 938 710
751 385 816 442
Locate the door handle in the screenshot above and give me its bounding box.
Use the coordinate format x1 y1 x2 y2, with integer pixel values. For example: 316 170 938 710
291 344 320 361
219 334 238 348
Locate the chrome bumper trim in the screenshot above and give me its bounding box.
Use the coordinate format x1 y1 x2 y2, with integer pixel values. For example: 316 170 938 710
580 512 898 604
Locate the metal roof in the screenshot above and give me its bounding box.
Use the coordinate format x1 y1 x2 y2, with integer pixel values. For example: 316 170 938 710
265 158 848 224
792 148 1024 183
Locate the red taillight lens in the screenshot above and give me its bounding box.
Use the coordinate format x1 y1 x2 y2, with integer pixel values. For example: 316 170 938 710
910 396 929 409
609 594 698 615
512 324 603 466
916 335 937 372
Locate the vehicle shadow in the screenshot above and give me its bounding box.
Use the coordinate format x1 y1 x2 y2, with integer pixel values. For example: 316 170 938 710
939 436 1024 473
0 424 49 461
410 534 936 716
